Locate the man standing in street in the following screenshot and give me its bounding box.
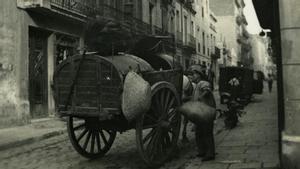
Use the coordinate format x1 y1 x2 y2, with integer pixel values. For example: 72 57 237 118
188 65 216 161
267 74 273 93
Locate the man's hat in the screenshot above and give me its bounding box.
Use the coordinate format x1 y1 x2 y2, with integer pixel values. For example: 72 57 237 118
188 65 205 75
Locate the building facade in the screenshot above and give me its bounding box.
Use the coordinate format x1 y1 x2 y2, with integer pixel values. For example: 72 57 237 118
1 0 88 128
0 0 224 128
0 0 178 128
210 0 250 67
174 0 222 70
173 0 197 70
192 0 212 67
250 35 275 77
235 0 252 68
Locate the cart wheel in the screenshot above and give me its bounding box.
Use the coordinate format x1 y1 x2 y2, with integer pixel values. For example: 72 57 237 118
67 116 116 159
136 82 181 167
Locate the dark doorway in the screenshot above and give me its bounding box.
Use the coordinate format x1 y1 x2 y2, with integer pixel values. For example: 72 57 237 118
28 27 50 119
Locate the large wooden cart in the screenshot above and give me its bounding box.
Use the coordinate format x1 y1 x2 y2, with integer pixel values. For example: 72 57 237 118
53 52 183 166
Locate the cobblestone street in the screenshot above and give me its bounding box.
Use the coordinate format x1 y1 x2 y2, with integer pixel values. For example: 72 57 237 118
0 85 279 169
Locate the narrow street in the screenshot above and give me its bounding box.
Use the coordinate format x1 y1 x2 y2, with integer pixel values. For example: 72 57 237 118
0 84 279 169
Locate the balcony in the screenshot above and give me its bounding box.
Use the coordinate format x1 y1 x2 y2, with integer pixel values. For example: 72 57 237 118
211 47 221 59
236 15 243 25
210 23 216 33
238 35 251 52
17 0 174 38
188 34 196 48
179 0 196 14
181 34 196 52
181 34 196 53
176 31 183 45
17 0 92 21
235 0 245 8
241 14 248 25
242 26 250 39
237 34 248 45
236 14 247 26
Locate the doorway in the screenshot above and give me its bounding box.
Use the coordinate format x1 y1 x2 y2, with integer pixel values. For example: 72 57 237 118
28 27 49 119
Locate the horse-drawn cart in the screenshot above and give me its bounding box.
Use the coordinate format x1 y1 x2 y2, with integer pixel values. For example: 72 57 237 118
53 52 183 166
219 66 264 104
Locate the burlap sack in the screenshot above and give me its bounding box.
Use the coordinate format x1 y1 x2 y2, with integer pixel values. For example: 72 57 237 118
178 101 216 124
122 71 151 122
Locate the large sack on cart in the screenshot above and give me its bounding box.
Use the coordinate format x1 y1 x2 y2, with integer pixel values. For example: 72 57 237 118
122 71 151 122
178 101 216 124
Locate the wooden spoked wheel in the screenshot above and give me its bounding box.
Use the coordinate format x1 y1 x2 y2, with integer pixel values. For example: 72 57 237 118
67 116 117 159
136 82 181 167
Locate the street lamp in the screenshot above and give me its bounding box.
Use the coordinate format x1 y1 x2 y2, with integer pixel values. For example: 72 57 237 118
259 30 265 36
259 29 271 37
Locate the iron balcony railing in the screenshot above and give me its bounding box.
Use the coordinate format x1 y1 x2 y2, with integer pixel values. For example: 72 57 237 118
210 23 216 32
50 0 94 15
18 0 175 42
49 0 170 36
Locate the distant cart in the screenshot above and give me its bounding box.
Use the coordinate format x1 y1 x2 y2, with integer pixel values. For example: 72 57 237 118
53 52 183 167
219 67 264 104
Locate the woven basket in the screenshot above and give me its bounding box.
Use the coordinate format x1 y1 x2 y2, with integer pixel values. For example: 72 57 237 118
121 71 151 122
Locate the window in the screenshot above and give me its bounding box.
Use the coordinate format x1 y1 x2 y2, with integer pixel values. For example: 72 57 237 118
211 34 213 53
176 10 180 32
207 35 209 54
202 6 204 18
184 16 188 43
191 21 194 36
186 59 190 69
202 32 205 54
197 27 200 53
170 17 175 33
206 0 208 13
110 0 116 7
149 3 154 26
124 0 134 16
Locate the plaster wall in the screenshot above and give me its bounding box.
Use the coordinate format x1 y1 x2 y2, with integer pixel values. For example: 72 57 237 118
0 0 85 128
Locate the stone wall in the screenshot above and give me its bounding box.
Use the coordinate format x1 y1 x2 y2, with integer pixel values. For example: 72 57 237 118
280 0 300 168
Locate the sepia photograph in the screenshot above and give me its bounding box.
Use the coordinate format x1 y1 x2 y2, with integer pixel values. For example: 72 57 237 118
0 0 298 168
